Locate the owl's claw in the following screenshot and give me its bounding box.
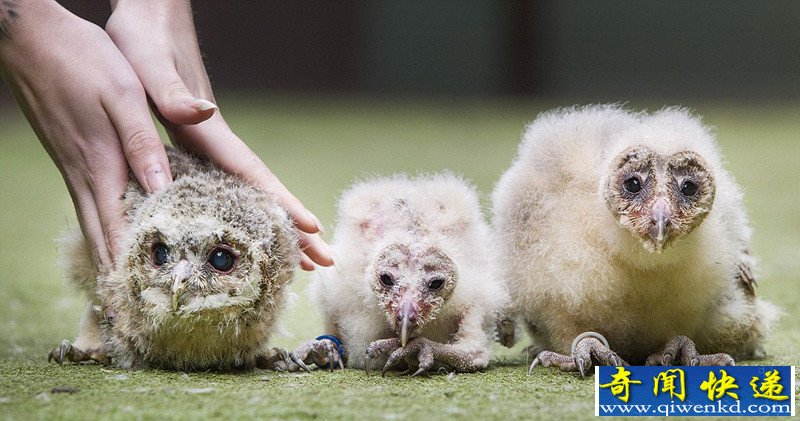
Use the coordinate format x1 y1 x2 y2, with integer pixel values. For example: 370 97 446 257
494 316 517 348
527 356 540 375
529 333 627 378
381 337 472 377
289 352 311 372
47 339 69 365
645 336 735 366
47 339 107 365
256 347 292 371
365 338 402 375
286 338 344 372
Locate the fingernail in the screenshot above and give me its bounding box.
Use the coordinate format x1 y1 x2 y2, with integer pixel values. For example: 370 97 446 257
308 211 324 233
329 250 337 266
145 164 170 193
188 98 219 112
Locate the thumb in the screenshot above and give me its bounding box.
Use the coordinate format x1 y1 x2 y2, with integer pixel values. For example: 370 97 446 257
153 76 218 125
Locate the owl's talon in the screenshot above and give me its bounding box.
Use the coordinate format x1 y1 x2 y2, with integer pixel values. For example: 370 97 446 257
47 339 101 365
495 317 517 348
529 336 626 377
289 352 312 372
287 338 344 372
411 368 427 377
327 348 335 372
48 339 68 364
377 337 457 376
527 356 540 375
576 357 586 378
645 336 735 367
255 347 294 371
337 354 345 370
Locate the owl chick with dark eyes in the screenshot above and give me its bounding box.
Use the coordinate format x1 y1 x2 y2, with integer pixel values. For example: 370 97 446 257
286 174 507 376
492 105 780 376
49 146 299 371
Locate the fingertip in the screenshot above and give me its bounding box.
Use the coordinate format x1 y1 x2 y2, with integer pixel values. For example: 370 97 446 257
307 211 325 234
292 208 324 234
300 255 315 271
316 251 334 267
326 250 336 267
188 98 218 113
160 98 217 126
298 232 334 267
144 164 171 193
310 237 335 267
184 98 217 123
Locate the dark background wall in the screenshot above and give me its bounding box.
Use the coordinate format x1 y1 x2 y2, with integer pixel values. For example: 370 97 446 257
2 0 800 105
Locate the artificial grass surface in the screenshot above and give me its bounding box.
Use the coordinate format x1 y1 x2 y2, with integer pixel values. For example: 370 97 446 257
1 96 798 420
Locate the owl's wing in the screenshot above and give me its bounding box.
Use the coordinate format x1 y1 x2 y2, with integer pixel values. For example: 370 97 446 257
735 249 757 297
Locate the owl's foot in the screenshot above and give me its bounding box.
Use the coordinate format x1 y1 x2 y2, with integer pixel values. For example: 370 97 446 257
47 339 109 365
364 338 402 374
380 337 485 377
255 347 293 371
645 336 735 366
285 339 344 372
494 316 517 348
528 332 627 378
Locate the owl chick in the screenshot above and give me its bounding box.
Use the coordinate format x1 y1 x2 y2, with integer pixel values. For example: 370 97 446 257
492 105 780 376
286 174 507 376
48 146 299 370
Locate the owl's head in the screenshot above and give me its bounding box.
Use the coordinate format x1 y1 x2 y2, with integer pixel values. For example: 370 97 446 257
369 242 457 347
603 137 716 253
117 173 299 329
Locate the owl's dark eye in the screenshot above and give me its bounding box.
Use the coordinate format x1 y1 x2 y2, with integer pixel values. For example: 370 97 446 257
379 273 395 288
623 176 642 194
680 180 698 197
152 243 169 267
428 277 445 290
208 247 236 273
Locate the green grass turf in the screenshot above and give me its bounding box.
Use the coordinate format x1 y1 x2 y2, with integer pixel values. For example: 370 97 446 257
1 96 798 420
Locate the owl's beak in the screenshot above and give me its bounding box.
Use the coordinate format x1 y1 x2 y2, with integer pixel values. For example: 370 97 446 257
648 196 671 252
400 308 411 348
171 259 192 312
396 291 420 348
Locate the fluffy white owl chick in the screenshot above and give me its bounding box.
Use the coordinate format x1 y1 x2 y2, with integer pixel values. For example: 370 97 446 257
49 147 299 371
288 174 507 376
492 105 779 376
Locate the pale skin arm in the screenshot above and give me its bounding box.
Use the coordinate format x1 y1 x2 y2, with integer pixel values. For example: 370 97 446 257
105 0 331 270
0 0 174 270
0 0 332 271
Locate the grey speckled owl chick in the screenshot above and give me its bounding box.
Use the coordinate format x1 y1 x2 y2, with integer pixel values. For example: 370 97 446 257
287 174 507 376
493 105 779 376
49 146 299 371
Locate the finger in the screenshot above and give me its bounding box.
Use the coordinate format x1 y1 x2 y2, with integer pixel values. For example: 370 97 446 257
170 120 325 235
88 146 131 265
70 185 113 271
61 143 128 271
299 232 334 267
103 86 173 194
105 14 217 126
138 64 217 125
300 254 315 272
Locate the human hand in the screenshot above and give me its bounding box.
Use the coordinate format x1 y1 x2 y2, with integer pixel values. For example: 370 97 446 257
0 1 172 271
106 0 333 270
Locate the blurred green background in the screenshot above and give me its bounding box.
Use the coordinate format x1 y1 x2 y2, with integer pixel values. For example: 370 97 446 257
1 1 799 419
